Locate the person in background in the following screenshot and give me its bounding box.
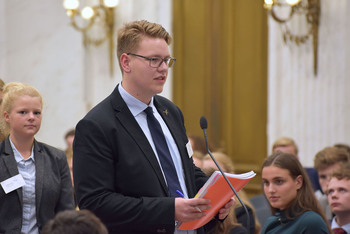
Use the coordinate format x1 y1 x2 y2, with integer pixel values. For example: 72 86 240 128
326 165 350 233
73 20 234 234
272 137 299 158
64 128 75 155
201 152 261 234
42 209 108 234
192 150 205 168
188 134 215 155
334 143 350 157
272 136 321 192
314 146 350 221
63 129 75 188
202 172 249 233
0 82 74 233
202 152 235 175
64 129 77 207
261 151 330 233
0 78 6 142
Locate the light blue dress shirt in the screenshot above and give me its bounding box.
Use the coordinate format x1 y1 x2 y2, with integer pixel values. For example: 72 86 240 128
119 84 196 234
10 138 38 234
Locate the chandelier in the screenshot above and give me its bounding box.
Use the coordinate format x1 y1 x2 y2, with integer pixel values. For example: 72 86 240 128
264 0 320 75
63 0 119 76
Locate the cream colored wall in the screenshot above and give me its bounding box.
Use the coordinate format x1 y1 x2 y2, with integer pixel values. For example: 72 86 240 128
0 0 172 150
1 0 349 167
267 0 350 166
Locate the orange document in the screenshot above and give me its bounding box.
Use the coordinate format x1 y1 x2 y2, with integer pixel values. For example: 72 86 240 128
178 170 256 230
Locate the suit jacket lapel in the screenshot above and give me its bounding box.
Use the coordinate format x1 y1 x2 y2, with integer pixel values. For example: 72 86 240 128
1 138 23 205
112 87 169 195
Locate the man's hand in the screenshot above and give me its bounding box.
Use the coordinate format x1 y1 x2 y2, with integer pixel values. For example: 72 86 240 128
174 198 211 222
217 197 235 220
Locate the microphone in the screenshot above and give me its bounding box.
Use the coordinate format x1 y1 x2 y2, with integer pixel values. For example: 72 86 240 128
200 116 251 232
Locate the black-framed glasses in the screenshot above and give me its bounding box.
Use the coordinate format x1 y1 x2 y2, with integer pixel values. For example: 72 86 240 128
127 53 176 68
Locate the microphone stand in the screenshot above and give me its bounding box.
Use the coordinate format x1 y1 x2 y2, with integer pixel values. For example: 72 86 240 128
200 116 251 233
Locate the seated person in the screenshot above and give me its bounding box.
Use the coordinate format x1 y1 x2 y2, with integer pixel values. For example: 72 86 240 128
188 134 215 154
261 152 331 233
326 165 350 233
272 137 321 192
42 209 108 234
334 143 350 156
314 146 350 221
202 152 261 234
192 150 205 168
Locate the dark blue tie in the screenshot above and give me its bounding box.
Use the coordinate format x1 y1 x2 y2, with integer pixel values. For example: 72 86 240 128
144 107 183 197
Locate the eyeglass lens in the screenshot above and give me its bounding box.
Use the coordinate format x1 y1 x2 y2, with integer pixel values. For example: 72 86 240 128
150 57 175 68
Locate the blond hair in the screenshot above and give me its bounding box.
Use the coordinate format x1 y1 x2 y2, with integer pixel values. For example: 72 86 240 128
0 82 43 137
0 78 5 91
272 137 298 155
116 20 172 72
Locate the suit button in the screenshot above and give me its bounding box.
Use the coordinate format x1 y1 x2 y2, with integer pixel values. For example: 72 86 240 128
157 228 166 233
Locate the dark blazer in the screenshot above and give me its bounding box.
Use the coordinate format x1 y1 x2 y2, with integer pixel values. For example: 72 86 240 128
304 167 322 192
73 85 208 234
0 138 75 234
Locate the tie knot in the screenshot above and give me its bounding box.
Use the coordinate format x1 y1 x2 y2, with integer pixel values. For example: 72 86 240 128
144 107 153 116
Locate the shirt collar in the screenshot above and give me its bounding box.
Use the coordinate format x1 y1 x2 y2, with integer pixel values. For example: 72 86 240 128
9 137 35 162
118 83 155 116
332 217 350 233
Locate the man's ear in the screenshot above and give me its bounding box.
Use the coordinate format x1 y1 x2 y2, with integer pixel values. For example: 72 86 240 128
120 53 131 73
295 175 303 190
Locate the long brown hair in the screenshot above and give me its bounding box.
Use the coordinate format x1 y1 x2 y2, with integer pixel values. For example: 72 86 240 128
262 152 331 232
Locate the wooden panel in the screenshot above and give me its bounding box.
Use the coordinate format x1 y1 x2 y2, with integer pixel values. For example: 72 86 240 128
173 0 210 133
173 0 268 197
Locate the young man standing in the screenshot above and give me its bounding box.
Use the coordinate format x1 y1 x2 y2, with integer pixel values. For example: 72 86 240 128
73 20 233 234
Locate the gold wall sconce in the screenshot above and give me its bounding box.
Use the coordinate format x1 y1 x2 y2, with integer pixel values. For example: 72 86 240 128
264 0 320 76
63 0 119 76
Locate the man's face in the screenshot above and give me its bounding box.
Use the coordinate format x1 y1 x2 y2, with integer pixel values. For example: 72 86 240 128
327 177 350 215
124 37 170 104
318 163 342 193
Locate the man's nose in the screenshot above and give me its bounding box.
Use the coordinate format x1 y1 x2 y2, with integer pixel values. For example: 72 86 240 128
158 60 169 70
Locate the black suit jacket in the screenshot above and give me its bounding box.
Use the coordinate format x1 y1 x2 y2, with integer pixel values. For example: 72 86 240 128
0 138 75 233
73 85 208 234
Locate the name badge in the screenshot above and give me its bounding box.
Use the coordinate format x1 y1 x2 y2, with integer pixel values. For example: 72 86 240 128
1 174 25 194
186 141 193 158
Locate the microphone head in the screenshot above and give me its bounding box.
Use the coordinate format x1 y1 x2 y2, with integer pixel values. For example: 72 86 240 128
200 116 208 130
